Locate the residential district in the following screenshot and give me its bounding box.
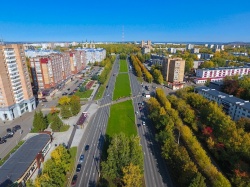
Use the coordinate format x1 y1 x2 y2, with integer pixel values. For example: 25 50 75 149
0 41 250 187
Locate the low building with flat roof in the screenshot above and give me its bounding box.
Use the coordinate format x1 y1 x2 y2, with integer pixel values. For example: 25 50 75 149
0 133 52 187
195 86 250 121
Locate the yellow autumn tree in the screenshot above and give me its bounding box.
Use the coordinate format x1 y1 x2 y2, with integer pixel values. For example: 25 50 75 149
122 163 142 187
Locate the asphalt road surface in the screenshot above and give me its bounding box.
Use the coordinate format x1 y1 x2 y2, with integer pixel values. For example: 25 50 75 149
128 58 174 187
75 56 120 187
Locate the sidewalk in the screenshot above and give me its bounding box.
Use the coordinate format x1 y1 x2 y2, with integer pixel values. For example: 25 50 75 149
29 103 99 181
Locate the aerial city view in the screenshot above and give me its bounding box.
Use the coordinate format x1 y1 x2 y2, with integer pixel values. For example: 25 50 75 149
0 0 250 187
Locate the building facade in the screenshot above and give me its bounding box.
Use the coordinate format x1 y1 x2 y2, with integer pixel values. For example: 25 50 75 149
0 44 36 121
195 87 250 121
162 57 185 83
195 66 250 84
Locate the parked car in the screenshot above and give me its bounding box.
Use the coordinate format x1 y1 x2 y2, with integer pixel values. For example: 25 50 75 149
6 128 12 133
71 174 78 186
68 92 74 96
0 139 7 144
76 164 82 173
14 125 21 130
62 92 67 96
79 154 84 163
6 134 13 138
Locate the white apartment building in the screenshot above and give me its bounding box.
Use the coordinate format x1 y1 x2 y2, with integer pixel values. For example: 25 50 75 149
168 48 176 54
195 87 250 121
194 66 250 84
77 48 106 64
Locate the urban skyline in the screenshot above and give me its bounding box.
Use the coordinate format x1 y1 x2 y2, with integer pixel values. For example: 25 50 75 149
0 0 250 42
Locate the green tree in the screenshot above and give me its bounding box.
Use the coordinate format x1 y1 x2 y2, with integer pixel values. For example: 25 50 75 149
60 105 72 119
189 173 207 187
50 114 63 132
152 69 163 84
185 58 194 73
32 111 47 132
70 95 81 116
200 61 215 68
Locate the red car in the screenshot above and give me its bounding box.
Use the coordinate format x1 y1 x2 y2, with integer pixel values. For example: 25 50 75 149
71 174 78 186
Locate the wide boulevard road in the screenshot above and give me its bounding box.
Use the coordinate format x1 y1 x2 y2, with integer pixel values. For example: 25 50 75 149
75 56 120 187
127 58 174 187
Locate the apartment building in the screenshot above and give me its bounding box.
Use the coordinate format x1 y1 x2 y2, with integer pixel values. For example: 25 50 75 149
70 50 82 74
0 44 36 121
195 87 250 121
194 66 250 84
162 57 185 83
30 53 70 90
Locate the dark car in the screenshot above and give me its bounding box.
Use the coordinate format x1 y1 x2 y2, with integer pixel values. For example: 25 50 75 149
67 88 70 91
68 92 74 96
6 128 12 133
62 92 67 96
76 164 82 173
0 138 6 144
85 145 89 151
14 125 21 130
71 174 78 186
106 85 108 88
6 134 13 138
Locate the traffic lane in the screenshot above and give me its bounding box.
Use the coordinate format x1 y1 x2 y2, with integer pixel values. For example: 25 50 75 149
133 97 158 187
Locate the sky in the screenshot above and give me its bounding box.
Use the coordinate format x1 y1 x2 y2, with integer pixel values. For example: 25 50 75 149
0 0 250 42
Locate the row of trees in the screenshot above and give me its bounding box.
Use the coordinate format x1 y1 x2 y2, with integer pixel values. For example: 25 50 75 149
176 87 250 186
130 55 153 82
101 133 143 187
146 96 207 186
154 88 230 186
58 95 81 119
151 65 164 84
98 56 116 84
222 75 250 101
26 146 73 187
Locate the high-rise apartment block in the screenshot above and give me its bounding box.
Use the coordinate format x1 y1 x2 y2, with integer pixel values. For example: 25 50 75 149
0 44 36 121
162 57 185 83
29 48 105 91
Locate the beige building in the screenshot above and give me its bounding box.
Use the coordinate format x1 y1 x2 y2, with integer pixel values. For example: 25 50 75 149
162 57 185 83
0 44 36 121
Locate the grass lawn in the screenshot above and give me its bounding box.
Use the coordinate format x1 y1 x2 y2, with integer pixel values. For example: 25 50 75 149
106 100 137 137
119 59 128 72
74 89 93 98
95 85 105 100
65 147 77 187
113 74 131 100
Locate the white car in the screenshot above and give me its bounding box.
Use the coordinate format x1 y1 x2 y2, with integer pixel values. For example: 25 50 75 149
142 121 145 126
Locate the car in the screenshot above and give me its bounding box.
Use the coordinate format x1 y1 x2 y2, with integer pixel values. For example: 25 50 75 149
142 121 146 126
76 164 82 173
71 174 78 186
85 145 89 151
68 92 74 95
0 140 7 144
67 88 70 91
6 128 12 133
136 111 139 115
6 134 13 138
79 154 84 163
14 125 21 130
106 85 108 88
62 92 67 96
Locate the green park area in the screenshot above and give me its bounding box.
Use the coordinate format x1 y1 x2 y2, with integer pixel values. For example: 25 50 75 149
74 89 93 98
106 100 137 137
119 59 128 72
113 73 131 100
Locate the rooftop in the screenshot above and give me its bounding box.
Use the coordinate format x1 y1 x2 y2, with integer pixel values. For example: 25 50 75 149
199 66 250 71
0 134 51 186
195 86 250 110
